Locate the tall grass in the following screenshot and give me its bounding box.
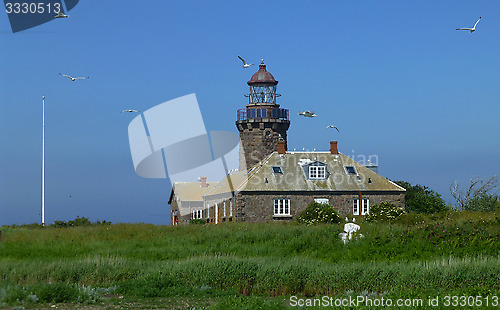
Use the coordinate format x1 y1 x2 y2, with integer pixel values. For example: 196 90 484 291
1 212 498 262
0 210 498 307
1 255 498 296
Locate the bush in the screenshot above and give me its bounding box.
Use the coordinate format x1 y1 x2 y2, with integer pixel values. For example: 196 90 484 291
364 201 405 222
51 217 111 228
190 219 206 225
464 192 499 212
34 283 80 303
296 202 341 225
395 181 449 214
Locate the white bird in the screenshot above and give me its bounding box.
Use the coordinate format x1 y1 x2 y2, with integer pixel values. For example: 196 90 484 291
121 109 140 113
456 16 481 33
59 73 90 81
54 11 69 18
326 125 339 132
238 56 254 68
298 111 318 117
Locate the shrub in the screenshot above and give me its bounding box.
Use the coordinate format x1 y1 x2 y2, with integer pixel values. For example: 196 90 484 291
33 283 80 303
464 192 499 212
296 202 341 225
364 201 405 222
51 217 111 228
190 219 206 225
395 181 449 214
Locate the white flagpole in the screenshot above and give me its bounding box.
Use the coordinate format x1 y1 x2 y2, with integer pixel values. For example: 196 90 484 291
42 96 45 226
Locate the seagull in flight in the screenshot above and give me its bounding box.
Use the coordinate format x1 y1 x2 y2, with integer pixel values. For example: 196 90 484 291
326 125 339 132
238 56 254 68
298 111 318 117
54 11 69 18
121 109 140 113
456 16 482 33
59 73 90 81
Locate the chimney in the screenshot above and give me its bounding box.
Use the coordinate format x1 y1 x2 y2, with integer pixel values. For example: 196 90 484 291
200 176 208 188
277 141 286 154
330 141 339 155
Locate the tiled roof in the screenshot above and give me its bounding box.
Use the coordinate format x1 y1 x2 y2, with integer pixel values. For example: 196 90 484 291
172 182 218 202
204 152 405 197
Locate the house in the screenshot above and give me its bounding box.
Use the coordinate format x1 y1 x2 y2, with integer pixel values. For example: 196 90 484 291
168 61 405 224
168 177 217 225
202 141 405 223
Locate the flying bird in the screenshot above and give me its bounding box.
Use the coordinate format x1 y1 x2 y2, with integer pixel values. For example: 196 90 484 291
298 111 318 117
326 125 340 132
59 73 90 81
121 109 140 113
54 11 69 18
238 56 254 68
456 16 482 33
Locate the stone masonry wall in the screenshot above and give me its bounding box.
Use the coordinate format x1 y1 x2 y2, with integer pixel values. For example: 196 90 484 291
236 119 290 171
233 192 405 223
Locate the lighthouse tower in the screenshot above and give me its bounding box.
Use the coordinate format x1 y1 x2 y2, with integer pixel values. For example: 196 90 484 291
236 60 290 171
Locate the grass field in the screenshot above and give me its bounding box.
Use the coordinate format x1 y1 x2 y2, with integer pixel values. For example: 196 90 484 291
0 210 499 309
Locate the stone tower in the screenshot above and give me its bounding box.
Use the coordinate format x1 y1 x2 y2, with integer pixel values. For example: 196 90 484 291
236 60 290 171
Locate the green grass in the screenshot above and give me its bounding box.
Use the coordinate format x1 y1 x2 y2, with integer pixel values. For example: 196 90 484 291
0 210 499 309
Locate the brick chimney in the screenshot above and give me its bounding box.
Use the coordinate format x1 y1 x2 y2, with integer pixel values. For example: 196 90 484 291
330 141 339 154
200 176 208 188
277 141 286 154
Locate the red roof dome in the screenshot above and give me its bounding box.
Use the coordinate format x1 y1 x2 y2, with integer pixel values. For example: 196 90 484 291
247 61 278 85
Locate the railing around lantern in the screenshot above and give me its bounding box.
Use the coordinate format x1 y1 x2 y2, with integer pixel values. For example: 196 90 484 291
237 108 289 121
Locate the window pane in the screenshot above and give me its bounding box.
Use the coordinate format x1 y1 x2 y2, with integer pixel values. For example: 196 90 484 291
309 166 317 178
345 166 357 175
318 166 326 178
272 166 283 174
285 199 289 214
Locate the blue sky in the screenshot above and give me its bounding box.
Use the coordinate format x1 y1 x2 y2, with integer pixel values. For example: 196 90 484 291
1 1 499 225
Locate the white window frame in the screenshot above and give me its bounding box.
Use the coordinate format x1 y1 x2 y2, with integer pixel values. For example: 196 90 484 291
223 201 227 218
309 166 326 179
362 198 369 215
229 199 233 217
353 199 359 215
192 209 203 219
314 198 329 205
273 198 290 216
353 198 369 215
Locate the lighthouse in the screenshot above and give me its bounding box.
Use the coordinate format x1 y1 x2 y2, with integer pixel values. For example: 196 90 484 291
236 60 290 171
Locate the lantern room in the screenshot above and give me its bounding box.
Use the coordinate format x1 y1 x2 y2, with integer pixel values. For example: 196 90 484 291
245 60 281 106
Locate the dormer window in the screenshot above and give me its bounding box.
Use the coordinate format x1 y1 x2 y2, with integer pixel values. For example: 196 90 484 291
345 166 357 175
309 166 326 179
272 166 283 174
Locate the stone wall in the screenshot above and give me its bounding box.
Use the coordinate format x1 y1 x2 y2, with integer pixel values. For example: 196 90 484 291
236 118 290 170
233 191 405 222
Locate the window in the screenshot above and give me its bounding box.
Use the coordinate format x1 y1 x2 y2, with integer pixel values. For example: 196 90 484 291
353 198 369 215
192 209 203 219
345 166 357 175
229 199 233 217
314 198 329 205
272 166 283 174
223 201 226 218
273 198 290 216
361 198 369 215
309 166 326 179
